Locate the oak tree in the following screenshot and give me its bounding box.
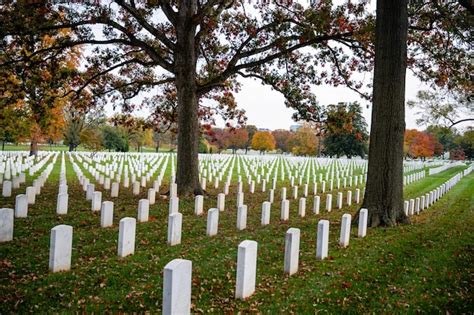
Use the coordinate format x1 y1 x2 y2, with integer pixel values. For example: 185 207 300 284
251 131 276 153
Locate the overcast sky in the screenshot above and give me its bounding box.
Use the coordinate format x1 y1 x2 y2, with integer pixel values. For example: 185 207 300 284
107 70 432 131
218 71 431 130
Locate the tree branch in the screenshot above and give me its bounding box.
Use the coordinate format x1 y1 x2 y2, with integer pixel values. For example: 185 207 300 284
115 0 176 50
198 32 352 95
449 118 474 128
327 45 370 100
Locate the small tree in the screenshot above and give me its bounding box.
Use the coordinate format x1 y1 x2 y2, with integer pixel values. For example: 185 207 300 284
454 129 474 159
223 128 248 154
102 126 129 152
290 127 318 156
404 129 435 160
80 128 103 152
425 125 458 155
272 129 292 153
322 102 368 158
244 125 258 154
251 131 276 154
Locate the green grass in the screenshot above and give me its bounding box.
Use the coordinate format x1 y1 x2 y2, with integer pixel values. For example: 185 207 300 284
0 156 472 313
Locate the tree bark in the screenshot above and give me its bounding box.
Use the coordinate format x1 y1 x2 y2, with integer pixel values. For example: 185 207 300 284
68 143 75 152
358 0 409 227
29 140 38 156
175 0 203 197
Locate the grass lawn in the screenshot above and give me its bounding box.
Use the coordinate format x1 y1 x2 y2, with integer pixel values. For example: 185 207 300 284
0 156 472 313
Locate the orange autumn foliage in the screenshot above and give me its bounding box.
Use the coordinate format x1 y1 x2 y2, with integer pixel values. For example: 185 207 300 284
404 129 442 158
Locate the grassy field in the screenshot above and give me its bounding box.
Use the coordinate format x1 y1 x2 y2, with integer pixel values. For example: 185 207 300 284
0 155 472 313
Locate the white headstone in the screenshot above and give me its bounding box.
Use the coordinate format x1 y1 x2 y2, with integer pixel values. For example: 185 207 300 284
59 184 68 195
358 208 368 237
91 191 102 211
12 177 20 189
313 196 320 214
280 199 289 221
104 177 111 190
49 225 73 272
170 183 177 198
261 201 271 226
235 240 258 300
269 189 274 203
0 208 14 242
162 259 192 315
339 214 351 248
249 181 255 194
298 198 306 217
326 194 332 212
169 197 179 215
167 213 183 246
236 192 244 208
206 208 219 236
194 195 204 215
137 199 150 222
292 186 298 199
337 192 343 209
237 205 247 230
100 201 114 227
148 188 156 205
111 182 119 198
56 193 68 215
284 228 300 276
316 220 329 260
15 194 28 218
2 180 12 197
132 181 140 195
118 217 136 258
217 193 225 211
86 184 95 200
26 186 36 204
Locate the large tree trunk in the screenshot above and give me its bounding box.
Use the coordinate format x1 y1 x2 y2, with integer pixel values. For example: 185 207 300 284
359 0 409 227
68 143 75 152
29 140 38 156
175 0 203 197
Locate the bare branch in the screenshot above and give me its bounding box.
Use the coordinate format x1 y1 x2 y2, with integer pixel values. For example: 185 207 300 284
115 0 176 50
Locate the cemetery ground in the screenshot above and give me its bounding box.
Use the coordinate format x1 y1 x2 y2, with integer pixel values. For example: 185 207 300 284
0 154 473 313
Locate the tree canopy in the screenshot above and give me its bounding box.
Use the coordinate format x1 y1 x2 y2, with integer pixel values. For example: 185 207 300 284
322 102 368 158
251 131 276 153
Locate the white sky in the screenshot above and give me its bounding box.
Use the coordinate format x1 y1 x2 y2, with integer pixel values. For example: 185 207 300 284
107 70 431 131
222 71 430 130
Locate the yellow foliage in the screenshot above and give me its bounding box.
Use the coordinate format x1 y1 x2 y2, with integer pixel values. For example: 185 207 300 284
290 127 317 156
251 131 276 152
143 129 154 147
